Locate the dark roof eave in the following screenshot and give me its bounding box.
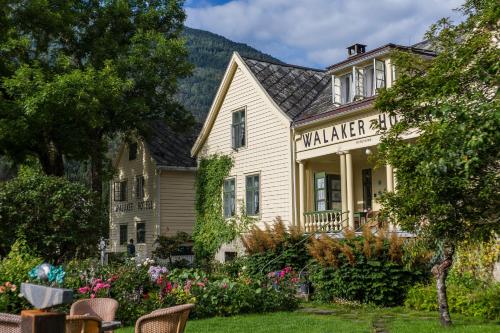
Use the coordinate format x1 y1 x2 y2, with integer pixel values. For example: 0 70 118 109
293 97 376 128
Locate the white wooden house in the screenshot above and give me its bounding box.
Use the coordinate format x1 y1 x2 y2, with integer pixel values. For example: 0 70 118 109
192 43 435 261
109 122 199 259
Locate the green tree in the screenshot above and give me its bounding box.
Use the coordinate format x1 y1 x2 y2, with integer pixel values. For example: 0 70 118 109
152 231 191 265
0 166 100 262
0 0 193 231
375 0 499 326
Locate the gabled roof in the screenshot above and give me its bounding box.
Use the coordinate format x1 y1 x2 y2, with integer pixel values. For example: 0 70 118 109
242 57 330 120
144 121 199 169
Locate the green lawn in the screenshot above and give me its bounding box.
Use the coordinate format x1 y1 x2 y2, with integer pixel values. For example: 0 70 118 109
116 305 499 333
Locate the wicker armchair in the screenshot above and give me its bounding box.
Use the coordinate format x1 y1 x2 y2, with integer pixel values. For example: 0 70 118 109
70 298 118 321
70 298 118 333
135 304 194 333
0 313 21 333
66 315 101 333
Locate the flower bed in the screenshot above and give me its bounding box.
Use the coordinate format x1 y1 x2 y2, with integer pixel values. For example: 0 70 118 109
64 258 299 326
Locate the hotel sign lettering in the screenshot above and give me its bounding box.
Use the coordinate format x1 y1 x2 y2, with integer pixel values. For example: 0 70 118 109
299 112 399 151
114 200 154 213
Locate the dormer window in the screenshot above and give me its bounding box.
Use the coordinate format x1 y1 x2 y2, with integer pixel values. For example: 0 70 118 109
333 59 386 106
339 73 352 104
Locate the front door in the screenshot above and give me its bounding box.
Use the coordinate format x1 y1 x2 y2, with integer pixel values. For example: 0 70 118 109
362 169 372 211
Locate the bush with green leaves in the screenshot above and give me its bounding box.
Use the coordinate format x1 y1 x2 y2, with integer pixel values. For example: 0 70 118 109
405 280 500 320
0 166 99 261
307 229 429 306
0 238 42 313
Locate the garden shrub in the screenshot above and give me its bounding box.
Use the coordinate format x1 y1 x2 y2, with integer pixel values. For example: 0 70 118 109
307 228 429 306
405 281 500 320
0 166 99 261
0 239 42 313
240 217 309 275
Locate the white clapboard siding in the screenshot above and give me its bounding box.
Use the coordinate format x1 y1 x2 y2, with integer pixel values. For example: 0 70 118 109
200 65 292 227
159 170 196 236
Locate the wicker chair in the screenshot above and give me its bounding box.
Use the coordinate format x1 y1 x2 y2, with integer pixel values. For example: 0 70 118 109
135 304 194 333
70 298 118 333
0 313 21 333
66 315 101 333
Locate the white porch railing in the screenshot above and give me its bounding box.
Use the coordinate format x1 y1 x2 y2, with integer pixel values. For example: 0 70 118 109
303 210 346 233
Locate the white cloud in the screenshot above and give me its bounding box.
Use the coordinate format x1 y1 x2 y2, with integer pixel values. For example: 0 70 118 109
186 0 464 67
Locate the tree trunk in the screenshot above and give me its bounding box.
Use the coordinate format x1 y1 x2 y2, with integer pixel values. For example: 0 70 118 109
431 245 454 326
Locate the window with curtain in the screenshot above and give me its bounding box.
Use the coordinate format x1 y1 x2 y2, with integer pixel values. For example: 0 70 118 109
314 172 327 211
223 178 236 218
245 174 260 215
231 110 246 149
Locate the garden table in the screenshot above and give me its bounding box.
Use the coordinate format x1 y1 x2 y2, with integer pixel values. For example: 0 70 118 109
101 320 122 332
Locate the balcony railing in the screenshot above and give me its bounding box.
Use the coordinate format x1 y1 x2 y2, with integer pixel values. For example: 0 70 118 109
303 210 346 233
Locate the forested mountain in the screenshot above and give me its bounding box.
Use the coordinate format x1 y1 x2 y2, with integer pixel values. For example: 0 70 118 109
178 27 281 120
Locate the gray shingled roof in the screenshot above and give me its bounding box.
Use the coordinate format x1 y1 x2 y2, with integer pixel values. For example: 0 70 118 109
242 57 330 120
144 121 199 168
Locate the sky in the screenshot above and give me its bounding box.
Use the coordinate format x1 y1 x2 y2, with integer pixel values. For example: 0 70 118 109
184 0 465 68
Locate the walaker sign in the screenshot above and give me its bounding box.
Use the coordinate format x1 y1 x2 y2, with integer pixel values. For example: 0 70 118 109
298 112 399 152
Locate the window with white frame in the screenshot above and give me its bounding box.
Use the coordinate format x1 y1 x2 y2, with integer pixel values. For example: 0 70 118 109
223 178 236 218
333 59 386 105
231 109 245 149
135 175 145 199
245 174 260 215
113 180 128 202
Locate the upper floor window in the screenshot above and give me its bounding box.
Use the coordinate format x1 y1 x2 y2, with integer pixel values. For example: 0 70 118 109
113 180 128 202
135 175 145 199
129 142 138 160
333 59 386 105
136 222 146 244
231 110 246 149
246 174 260 215
223 178 236 218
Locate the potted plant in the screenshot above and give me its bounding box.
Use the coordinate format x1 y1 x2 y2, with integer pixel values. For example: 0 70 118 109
20 263 73 309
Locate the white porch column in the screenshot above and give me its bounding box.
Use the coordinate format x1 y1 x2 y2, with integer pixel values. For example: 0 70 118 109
386 164 394 192
340 153 348 227
345 151 355 229
298 161 305 228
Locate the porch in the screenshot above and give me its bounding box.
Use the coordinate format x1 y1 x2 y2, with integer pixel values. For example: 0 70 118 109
296 147 395 233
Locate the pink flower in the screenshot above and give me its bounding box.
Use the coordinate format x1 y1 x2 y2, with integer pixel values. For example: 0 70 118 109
90 293 96 299
196 282 205 288
78 286 90 294
10 285 16 292
221 282 228 289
